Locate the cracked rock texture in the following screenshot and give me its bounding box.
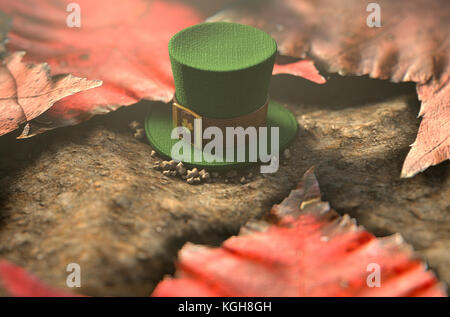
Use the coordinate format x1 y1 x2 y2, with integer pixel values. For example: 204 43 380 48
0 74 448 296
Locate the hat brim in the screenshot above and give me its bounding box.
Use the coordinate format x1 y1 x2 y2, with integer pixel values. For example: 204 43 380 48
144 100 297 170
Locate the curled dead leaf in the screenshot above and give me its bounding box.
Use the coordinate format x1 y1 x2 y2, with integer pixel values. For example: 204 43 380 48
0 51 101 137
209 0 450 177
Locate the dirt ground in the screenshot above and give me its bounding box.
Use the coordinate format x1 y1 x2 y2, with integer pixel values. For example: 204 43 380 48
0 73 448 296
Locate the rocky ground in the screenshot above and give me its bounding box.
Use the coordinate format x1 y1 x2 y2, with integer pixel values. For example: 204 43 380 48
0 74 448 296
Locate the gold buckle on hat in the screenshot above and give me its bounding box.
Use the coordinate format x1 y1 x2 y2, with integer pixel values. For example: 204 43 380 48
172 98 203 148
171 96 269 149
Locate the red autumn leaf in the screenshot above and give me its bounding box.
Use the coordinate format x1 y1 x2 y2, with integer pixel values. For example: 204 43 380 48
0 0 324 137
273 59 326 84
0 169 445 297
0 51 101 137
209 0 450 178
0 260 78 297
152 168 446 297
0 0 200 137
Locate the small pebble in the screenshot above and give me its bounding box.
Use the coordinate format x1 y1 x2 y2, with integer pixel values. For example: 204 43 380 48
240 176 247 184
168 160 177 169
193 177 201 184
186 177 195 185
134 128 144 139
187 168 199 178
176 162 187 176
160 161 173 171
199 169 210 181
129 121 140 130
153 161 162 170
150 150 156 158
283 148 291 160
162 170 171 176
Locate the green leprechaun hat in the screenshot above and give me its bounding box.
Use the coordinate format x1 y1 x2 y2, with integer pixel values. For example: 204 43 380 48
145 22 298 169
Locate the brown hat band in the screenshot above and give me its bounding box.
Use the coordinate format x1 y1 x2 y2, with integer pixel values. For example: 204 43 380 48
172 97 269 147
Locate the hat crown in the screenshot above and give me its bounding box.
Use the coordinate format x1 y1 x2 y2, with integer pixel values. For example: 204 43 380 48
169 22 277 119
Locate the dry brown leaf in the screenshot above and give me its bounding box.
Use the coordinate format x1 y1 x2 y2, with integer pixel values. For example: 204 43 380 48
0 51 101 137
209 0 450 177
403 76 450 177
